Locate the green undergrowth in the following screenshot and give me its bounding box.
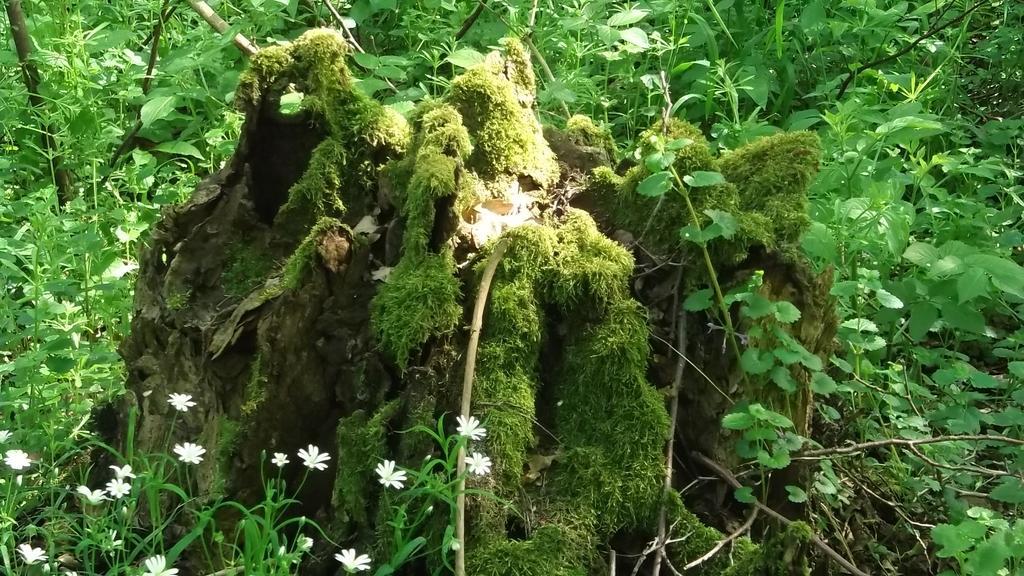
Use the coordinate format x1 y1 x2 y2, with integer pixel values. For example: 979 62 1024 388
590 120 819 267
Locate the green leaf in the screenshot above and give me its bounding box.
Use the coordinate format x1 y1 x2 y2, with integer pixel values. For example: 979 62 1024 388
619 27 650 49
800 222 836 262
931 523 973 558
876 115 946 143
757 448 791 469
774 301 801 323
1009 362 1024 379
722 411 755 431
152 140 204 159
785 485 808 503
749 403 794 428
704 209 737 239
644 151 675 172
637 171 672 197
841 318 878 333
903 241 940 266
607 9 649 26
351 52 380 69
941 301 986 334
683 289 714 312
770 366 797 392
908 302 938 341
965 538 1010 575
990 477 1024 504
742 294 773 319
683 170 725 187
956 268 989 304
741 348 775 375
140 95 177 126
811 372 837 395
445 48 485 69
968 254 1024 298
734 486 755 503
875 289 903 309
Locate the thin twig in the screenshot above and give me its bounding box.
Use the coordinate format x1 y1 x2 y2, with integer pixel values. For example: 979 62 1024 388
186 0 259 56
5 0 73 204
836 0 989 98
652 271 685 576
693 452 871 576
796 434 1024 459
455 238 509 576
683 507 758 571
322 0 366 54
455 1 487 41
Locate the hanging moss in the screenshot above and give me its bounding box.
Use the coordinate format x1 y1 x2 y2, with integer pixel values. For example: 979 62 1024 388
371 250 462 369
278 217 344 292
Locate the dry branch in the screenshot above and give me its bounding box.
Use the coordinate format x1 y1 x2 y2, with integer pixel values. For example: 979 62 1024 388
187 0 259 56
795 434 1024 459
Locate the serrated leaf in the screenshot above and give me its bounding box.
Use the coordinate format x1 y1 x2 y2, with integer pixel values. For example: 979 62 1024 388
644 151 675 172
990 476 1024 504
445 48 485 69
683 289 714 311
140 95 177 126
785 485 808 503
741 348 775 375
931 523 974 558
637 171 672 197
875 289 903 309
811 372 837 395
703 209 737 239
774 301 801 323
619 27 650 49
841 318 878 332
908 302 938 341
770 366 797 392
734 486 755 503
742 294 773 319
941 301 986 334
607 8 649 26
683 170 725 187
757 448 791 469
903 242 940 267
956 268 989 304
722 412 754 430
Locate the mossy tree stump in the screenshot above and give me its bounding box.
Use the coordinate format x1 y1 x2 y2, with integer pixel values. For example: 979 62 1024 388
116 29 832 575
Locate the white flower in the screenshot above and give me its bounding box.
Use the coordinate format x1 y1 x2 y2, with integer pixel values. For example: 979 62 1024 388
375 460 407 490
335 548 371 572
17 543 47 565
142 554 179 576
278 545 287 557
110 464 136 480
0 430 11 443
167 393 196 412
297 536 313 552
173 442 206 465
456 415 487 441
271 452 290 467
105 477 131 499
104 529 124 550
76 485 108 505
297 445 330 471
449 539 461 551
4 449 32 470
465 452 492 476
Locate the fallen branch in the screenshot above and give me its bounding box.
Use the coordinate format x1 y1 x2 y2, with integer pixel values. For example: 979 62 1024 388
682 507 758 571
186 0 259 56
693 452 870 576
836 0 989 98
795 434 1024 460
455 238 509 576
5 0 73 204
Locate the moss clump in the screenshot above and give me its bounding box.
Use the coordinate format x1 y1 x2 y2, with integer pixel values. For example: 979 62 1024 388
546 210 633 315
719 131 819 247
279 217 344 292
371 250 462 369
332 401 400 537
448 41 558 190
468 524 590 576
565 114 617 162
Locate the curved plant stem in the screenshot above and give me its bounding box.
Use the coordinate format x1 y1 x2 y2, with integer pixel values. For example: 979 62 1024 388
455 238 509 576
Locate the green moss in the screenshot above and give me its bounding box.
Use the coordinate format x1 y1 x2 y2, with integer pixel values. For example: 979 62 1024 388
279 217 343 292
547 209 633 316
719 131 820 247
565 115 617 162
332 401 400 536
221 242 275 297
468 524 589 576
448 47 558 190
166 289 190 310
371 250 462 369
241 352 267 420
210 417 240 498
